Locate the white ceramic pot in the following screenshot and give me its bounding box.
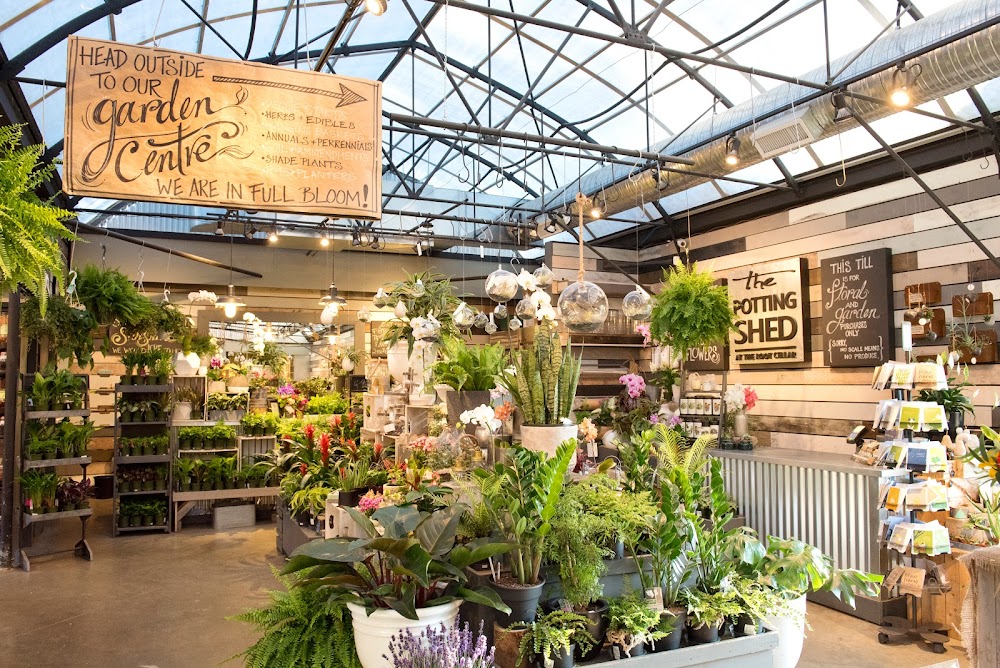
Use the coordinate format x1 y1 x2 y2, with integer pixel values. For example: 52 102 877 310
347 599 462 668
602 429 619 449
386 341 410 385
174 402 193 421
174 351 200 377
764 593 807 668
342 357 356 373
520 423 578 469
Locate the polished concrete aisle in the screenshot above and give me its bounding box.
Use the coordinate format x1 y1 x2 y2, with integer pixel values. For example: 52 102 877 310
0 507 974 667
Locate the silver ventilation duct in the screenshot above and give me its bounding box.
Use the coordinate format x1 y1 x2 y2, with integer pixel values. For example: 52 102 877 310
531 0 1000 231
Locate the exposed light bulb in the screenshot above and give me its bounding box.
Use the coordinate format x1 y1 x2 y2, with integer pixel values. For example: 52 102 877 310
320 236 330 248
590 206 602 219
890 86 910 107
365 0 388 15
223 303 238 319
268 229 279 243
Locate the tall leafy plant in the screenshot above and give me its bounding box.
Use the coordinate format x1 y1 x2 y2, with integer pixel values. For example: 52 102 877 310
499 321 581 425
432 338 508 391
381 271 462 354
0 124 76 315
474 440 575 585
650 260 736 359
20 293 97 367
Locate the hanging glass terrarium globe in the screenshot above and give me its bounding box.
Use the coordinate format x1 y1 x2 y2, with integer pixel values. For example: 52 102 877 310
358 307 371 323
373 287 389 308
454 301 475 328
473 311 489 329
393 300 408 319
485 265 518 302
494 303 508 319
559 192 609 334
622 284 653 320
533 263 555 287
509 316 523 330
515 297 536 319
484 313 498 334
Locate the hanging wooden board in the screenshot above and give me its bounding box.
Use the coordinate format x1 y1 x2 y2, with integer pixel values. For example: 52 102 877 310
727 258 810 366
905 282 942 307
63 36 382 219
904 308 946 342
952 292 995 318
955 327 997 364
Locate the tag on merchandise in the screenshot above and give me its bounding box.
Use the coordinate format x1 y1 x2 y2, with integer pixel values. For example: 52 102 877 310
645 587 664 612
587 440 598 458
883 566 905 591
899 567 927 597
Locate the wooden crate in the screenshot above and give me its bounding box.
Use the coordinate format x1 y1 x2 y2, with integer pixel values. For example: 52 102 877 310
916 546 973 639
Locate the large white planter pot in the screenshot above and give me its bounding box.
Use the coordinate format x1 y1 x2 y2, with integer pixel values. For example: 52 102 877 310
174 402 193 421
520 424 578 469
174 352 200 377
347 599 462 668
764 594 807 668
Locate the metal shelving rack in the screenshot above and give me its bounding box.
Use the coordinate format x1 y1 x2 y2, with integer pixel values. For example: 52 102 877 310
18 374 94 571
112 383 173 536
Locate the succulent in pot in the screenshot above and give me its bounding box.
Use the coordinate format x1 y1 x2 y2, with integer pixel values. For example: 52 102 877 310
283 503 514 668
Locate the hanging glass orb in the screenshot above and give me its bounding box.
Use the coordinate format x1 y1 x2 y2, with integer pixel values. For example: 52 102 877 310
558 280 609 334
411 279 426 297
494 303 509 319
509 316 523 330
393 300 408 319
454 301 475 328
473 311 489 329
485 265 518 302
533 263 555 287
622 284 653 320
373 287 389 308
357 307 371 323
484 314 498 334
515 297 536 319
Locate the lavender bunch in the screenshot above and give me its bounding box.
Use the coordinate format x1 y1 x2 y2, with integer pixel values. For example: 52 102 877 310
386 621 495 668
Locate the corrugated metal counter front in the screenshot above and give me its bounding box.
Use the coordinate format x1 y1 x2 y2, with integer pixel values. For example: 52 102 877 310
712 448 910 575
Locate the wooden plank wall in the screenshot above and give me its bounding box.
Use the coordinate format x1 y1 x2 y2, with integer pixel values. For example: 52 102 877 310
589 156 1000 453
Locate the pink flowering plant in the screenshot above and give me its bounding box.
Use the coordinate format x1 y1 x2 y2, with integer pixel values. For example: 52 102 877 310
723 384 758 412
284 504 515 619
357 491 383 516
619 373 646 399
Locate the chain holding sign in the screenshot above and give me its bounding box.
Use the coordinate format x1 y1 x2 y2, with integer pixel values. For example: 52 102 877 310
63 36 382 219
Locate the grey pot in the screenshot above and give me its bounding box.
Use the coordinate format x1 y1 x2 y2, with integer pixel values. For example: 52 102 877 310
444 390 492 431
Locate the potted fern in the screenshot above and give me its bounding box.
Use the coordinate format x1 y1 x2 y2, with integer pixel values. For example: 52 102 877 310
650 260 736 362
513 610 596 668
433 337 508 426
498 320 581 464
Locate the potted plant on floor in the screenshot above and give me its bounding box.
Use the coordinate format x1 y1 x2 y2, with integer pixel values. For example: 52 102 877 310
513 610 596 668
283 503 514 668
474 440 575 626
544 480 613 660
432 337 508 427
605 595 666 658
498 321 581 463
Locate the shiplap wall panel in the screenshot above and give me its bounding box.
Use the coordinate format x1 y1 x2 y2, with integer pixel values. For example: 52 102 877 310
638 157 1000 453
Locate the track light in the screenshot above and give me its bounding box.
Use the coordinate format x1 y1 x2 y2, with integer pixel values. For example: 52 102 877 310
414 241 423 256
832 90 852 124
370 236 380 250
590 200 603 219
365 0 387 15
725 135 741 166
244 224 257 240
268 227 279 243
351 229 361 246
544 215 558 234
215 220 225 236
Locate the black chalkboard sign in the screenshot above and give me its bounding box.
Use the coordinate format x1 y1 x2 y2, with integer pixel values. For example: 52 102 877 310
685 341 729 371
820 248 894 367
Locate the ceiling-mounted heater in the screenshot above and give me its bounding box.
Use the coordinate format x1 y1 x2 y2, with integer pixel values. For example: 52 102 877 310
749 107 824 159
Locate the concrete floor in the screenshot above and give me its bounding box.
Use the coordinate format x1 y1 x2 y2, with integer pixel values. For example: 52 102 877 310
0 503 974 668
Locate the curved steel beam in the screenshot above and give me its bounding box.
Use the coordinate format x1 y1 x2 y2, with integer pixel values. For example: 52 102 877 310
0 0 144 81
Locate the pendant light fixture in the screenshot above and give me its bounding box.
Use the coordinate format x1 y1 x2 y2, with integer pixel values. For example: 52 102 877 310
318 236 346 325
558 192 608 334
216 236 245 318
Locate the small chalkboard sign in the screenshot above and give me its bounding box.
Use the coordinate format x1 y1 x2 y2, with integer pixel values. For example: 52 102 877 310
820 248 894 367
685 341 729 371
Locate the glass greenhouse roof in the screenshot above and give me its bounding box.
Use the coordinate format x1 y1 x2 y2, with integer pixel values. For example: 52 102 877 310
1 0 996 250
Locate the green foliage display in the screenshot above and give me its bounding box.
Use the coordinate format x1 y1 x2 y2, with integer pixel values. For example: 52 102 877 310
381 271 462 354
231 567 362 668
251 341 289 377
681 588 742 629
0 124 76 316
606 596 666 655
514 610 596 663
283 504 513 619
474 441 575 584
305 393 348 415
641 482 696 608
432 338 508 391
545 482 609 609
650 261 736 360
19 294 97 367
75 264 153 328
499 321 581 425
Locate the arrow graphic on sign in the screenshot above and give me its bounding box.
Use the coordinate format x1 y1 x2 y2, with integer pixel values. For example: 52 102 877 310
211 76 367 107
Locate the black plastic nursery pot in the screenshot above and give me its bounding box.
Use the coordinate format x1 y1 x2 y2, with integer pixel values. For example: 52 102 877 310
650 609 686 651
613 640 645 658
535 644 574 668
338 488 364 507
580 600 609 661
688 621 721 644
494 578 546 627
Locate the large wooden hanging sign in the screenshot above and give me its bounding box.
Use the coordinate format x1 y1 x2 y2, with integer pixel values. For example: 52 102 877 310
727 258 810 366
63 36 382 219
820 249 894 367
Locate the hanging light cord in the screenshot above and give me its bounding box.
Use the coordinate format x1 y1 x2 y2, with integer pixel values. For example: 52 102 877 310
575 191 585 283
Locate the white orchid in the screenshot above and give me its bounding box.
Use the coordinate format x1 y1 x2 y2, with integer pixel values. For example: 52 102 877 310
536 304 558 321
517 269 538 292
188 290 218 304
460 404 501 432
410 314 442 341
530 290 552 308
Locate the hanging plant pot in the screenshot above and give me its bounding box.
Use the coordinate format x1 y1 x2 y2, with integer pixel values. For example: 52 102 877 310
346 599 462 668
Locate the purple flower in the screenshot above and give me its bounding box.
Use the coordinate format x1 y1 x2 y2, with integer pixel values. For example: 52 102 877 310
277 383 296 397
649 414 659 424
619 373 646 399
386 621 495 668
668 414 682 427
